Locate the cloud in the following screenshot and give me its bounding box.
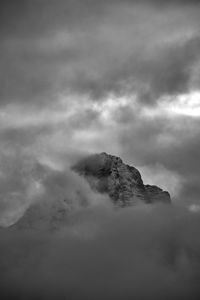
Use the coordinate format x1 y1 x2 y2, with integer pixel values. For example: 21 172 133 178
0 0 200 105
139 163 183 198
0 91 199 214
1 204 200 299
118 110 200 203
0 146 112 227
0 2 200 297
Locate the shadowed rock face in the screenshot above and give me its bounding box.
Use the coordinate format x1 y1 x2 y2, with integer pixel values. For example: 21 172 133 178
72 152 171 206
3 152 171 231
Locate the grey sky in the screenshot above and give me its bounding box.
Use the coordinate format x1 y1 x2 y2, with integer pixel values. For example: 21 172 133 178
1 2 200 299
0 0 200 220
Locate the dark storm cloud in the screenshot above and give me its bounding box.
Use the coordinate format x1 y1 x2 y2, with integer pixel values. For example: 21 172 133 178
0 0 200 104
1 204 200 300
138 35 200 102
77 33 200 102
0 0 107 38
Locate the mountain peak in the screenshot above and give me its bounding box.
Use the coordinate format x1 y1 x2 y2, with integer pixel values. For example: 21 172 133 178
73 152 171 206
5 152 171 231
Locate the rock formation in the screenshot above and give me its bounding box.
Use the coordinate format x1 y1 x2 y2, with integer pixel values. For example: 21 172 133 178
72 152 171 206
3 152 171 231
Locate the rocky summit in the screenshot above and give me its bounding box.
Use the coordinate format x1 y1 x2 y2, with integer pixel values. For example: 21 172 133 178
3 152 171 231
73 152 171 206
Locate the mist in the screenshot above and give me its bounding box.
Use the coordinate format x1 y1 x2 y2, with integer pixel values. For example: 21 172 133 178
0 0 200 299
1 201 200 300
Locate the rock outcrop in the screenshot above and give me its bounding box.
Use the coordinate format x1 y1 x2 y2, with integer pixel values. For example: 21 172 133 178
72 152 171 206
3 152 171 231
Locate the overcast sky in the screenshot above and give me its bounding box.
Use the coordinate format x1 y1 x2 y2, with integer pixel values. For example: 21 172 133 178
1 2 200 300
0 0 200 223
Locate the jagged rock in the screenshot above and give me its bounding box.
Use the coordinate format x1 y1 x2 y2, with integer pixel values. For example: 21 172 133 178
3 152 171 231
72 152 171 206
145 185 171 204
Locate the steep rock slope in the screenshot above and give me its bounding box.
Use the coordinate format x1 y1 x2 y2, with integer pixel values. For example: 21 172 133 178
73 152 171 206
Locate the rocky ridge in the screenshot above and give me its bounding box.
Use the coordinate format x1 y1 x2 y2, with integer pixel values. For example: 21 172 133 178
73 152 171 206
3 152 171 231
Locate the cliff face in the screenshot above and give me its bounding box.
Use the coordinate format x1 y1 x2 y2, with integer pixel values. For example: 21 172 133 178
73 152 171 206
